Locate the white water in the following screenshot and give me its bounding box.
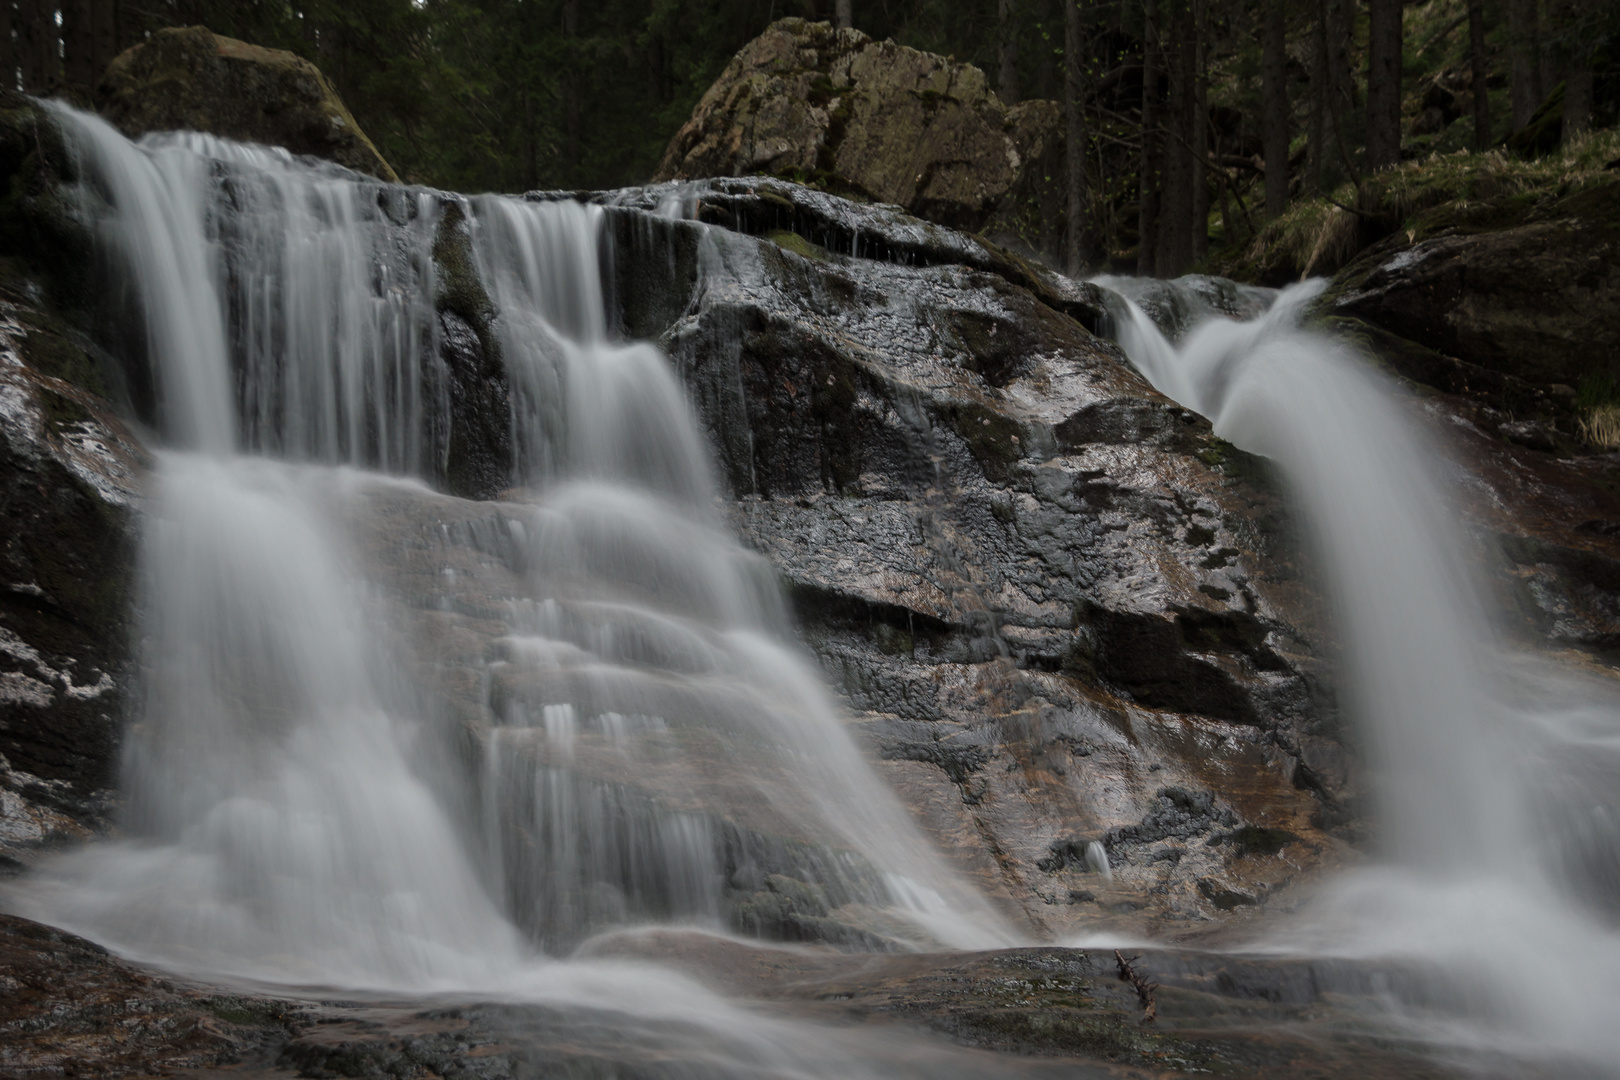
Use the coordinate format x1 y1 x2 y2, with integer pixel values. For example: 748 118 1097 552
14 98 1620 1076
4 106 1023 1077
1103 277 1620 1073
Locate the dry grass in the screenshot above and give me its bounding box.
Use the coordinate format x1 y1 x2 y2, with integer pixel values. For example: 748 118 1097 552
1579 405 1620 450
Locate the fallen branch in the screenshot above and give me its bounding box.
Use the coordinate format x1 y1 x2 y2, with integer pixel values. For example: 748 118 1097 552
1114 949 1159 1023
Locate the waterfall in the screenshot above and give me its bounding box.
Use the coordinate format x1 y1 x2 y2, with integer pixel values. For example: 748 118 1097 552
1101 276 1620 1069
6 102 1012 1009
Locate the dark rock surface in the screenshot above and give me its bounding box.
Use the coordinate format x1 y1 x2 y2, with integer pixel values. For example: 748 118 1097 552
595 177 1348 938
1327 177 1620 390
0 912 1494 1078
653 19 1065 256
0 97 145 870
95 26 399 182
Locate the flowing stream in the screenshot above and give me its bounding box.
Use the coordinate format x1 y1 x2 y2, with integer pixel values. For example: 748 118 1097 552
5 107 1028 1078
6 100 1619 1077
1102 277 1620 1073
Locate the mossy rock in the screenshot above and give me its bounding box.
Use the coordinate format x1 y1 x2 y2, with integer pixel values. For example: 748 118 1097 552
95 26 398 182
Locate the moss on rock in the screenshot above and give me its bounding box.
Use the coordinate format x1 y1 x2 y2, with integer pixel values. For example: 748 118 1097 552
95 26 398 182
653 18 1062 240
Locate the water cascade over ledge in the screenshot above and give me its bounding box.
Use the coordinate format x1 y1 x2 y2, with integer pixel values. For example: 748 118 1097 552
9 105 1013 1015
1100 276 1620 1072
6 99 1620 1078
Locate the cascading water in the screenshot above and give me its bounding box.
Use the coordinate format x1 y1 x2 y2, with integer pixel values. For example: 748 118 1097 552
1101 276 1620 1072
12 92 1618 1076
3 105 1026 1077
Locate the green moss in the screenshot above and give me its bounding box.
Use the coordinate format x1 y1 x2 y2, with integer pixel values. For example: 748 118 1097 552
199 996 293 1028
872 621 914 656
946 400 1025 483
805 75 852 108
765 228 828 261
1223 825 1297 856
16 310 106 400
1213 128 1620 284
1578 372 1620 411
432 201 499 372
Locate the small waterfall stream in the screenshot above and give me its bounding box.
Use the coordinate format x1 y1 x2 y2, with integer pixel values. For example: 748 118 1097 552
1102 277 1620 1071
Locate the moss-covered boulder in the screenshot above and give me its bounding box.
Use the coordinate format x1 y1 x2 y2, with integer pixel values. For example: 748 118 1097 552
1325 175 1620 390
653 18 1063 251
94 26 398 182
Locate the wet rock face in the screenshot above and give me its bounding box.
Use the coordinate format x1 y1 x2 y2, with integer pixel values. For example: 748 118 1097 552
0 289 145 870
1326 178 1620 389
653 18 1064 254
0 98 144 868
599 178 1348 937
95 26 399 182
0 912 1476 1079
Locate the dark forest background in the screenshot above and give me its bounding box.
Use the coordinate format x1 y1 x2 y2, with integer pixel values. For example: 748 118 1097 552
4 0 1617 273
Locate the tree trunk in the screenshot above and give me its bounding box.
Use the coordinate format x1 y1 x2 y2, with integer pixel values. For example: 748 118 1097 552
1467 0 1489 149
1190 0 1208 262
997 0 1019 104
562 0 579 174
1507 0 1543 130
1261 0 1289 219
1305 1 1324 191
1325 0 1356 177
1138 0 1160 274
0 1 15 94
1156 0 1194 275
19 0 56 93
64 0 93 89
1555 0 1593 144
1365 0 1403 170
835 0 851 29
91 0 116 83
1063 0 1086 275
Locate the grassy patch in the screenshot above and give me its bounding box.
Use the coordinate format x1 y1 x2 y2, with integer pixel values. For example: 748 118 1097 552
1578 373 1620 449
1216 128 1620 283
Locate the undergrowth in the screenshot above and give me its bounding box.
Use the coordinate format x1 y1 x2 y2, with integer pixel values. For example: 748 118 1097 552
1216 127 1620 283
1578 373 1620 449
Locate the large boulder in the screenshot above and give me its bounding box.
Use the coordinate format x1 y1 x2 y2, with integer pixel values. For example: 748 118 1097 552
94 26 398 182
653 19 1064 252
598 178 1348 936
1326 177 1620 390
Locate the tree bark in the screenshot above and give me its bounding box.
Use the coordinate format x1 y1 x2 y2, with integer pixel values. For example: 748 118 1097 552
1365 0 1403 170
1507 0 1543 130
91 0 116 83
1138 0 1160 274
1325 0 1356 177
997 0 1018 104
1063 0 1086 275
1261 0 1289 219
1190 0 1208 262
562 0 579 173
0 1 15 94
18 0 56 93
1156 0 1195 275
1305 0 1325 190
1554 0 1593 144
64 0 93 89
1468 0 1489 149
835 0 851 30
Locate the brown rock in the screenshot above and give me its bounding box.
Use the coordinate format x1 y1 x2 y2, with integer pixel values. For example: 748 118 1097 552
93 25 398 182
653 18 1061 243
